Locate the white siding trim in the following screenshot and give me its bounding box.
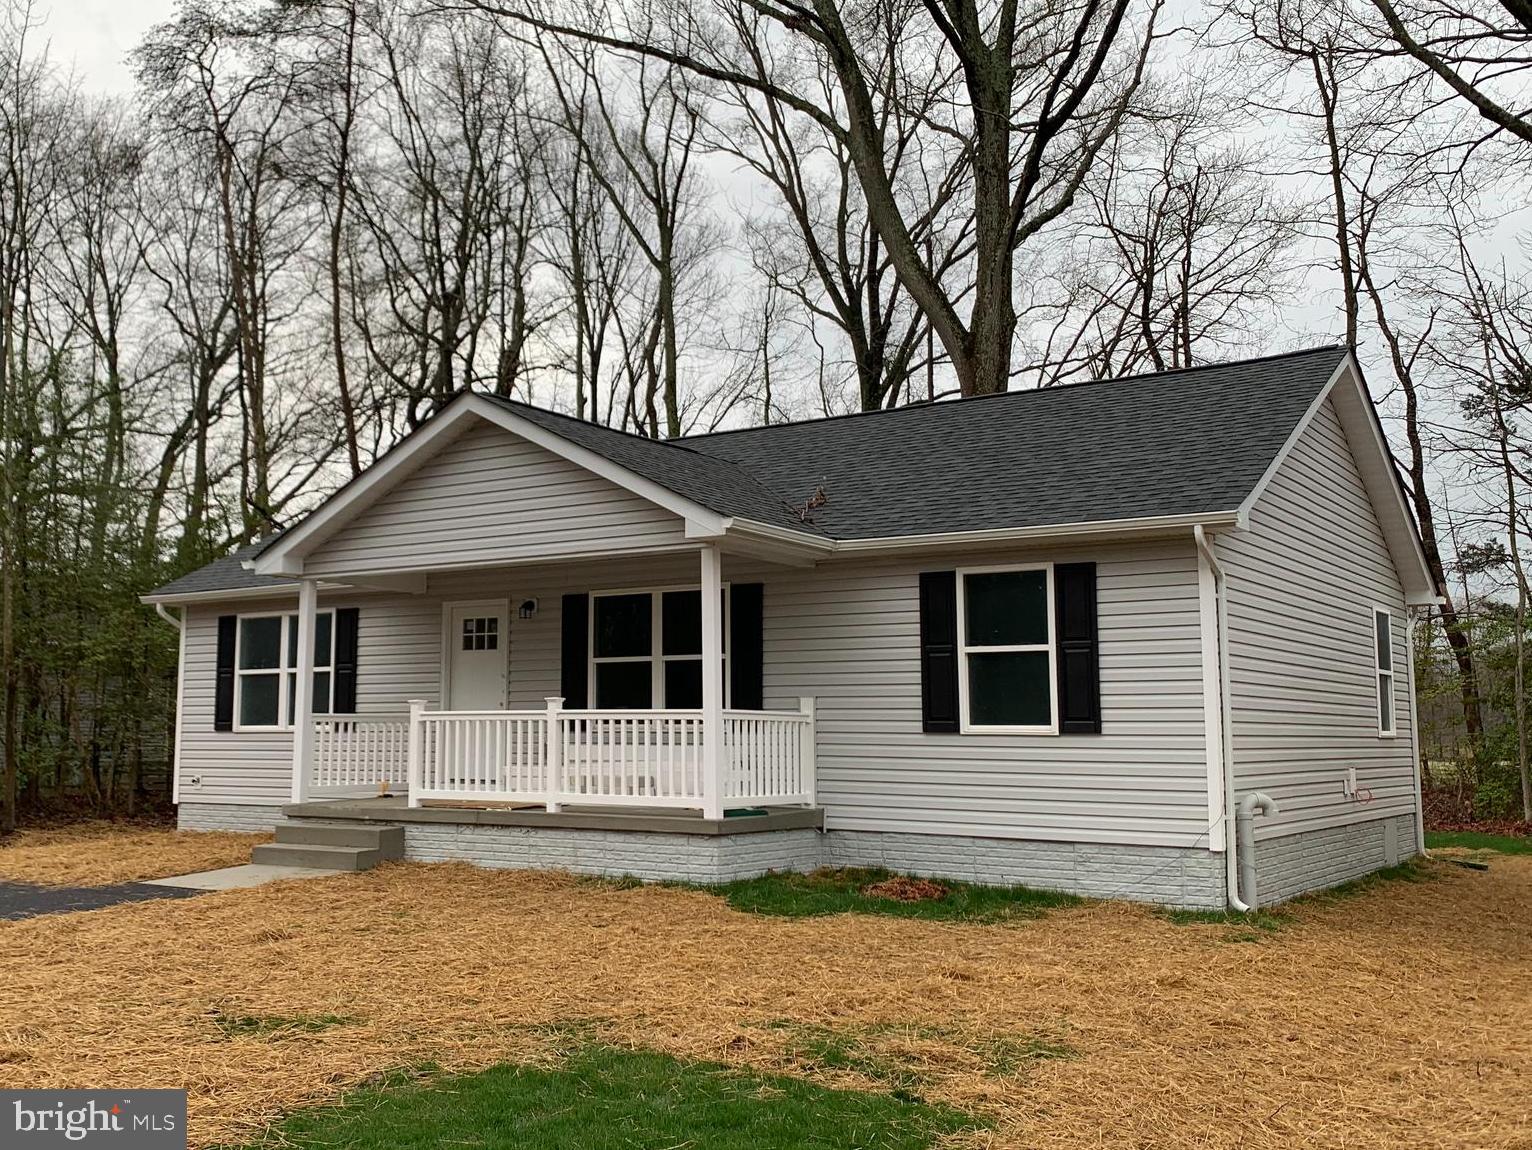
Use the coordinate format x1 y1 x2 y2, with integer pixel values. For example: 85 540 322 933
171 608 186 806
1196 544 1226 851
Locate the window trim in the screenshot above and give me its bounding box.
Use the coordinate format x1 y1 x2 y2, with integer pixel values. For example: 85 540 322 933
1373 605 1396 739
588 583 730 710
232 609 336 732
955 563 1059 736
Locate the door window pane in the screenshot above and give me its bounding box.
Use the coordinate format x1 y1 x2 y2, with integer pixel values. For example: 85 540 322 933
662 590 702 656
462 616 499 651
595 661 653 708
239 674 280 726
594 594 651 658
964 571 1049 646
239 616 283 670
967 651 1052 727
664 659 702 708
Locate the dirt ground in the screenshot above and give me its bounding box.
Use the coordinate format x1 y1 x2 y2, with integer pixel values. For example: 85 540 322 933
0 822 268 886
0 840 1527 1149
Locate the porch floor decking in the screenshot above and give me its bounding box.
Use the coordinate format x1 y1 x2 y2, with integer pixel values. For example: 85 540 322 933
282 795 825 837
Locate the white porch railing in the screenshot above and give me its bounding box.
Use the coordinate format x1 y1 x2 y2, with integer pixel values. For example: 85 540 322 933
351 696 819 814
311 713 412 795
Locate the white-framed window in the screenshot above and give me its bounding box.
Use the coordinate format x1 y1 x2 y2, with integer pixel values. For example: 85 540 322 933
1374 607 1395 737
590 586 728 709
234 610 336 730
956 564 1058 734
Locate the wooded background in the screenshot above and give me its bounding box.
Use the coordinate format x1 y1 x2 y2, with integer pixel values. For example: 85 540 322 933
0 0 1528 829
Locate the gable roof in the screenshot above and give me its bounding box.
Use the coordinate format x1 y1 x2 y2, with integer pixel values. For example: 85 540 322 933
149 345 1427 599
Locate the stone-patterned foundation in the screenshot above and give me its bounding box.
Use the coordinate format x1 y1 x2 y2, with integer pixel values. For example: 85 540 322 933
177 801 284 833
400 822 824 883
826 829 1227 909
1253 812 1420 904
178 799 1419 910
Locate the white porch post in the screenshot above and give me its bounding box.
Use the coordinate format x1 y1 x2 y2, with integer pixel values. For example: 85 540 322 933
544 696 564 813
406 698 427 808
700 543 725 820
290 578 319 804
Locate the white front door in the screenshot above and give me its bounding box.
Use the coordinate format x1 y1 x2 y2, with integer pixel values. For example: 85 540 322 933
447 602 508 710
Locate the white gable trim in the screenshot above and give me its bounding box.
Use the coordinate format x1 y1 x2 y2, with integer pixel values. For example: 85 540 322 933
1237 354 1436 606
253 395 754 578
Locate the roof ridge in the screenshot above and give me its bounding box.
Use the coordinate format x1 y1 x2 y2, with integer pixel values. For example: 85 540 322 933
676 344 1349 443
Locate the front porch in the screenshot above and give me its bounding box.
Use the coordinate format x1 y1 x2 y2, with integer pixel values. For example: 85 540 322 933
303 699 817 817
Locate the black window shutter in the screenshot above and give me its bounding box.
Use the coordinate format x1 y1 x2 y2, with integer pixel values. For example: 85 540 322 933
1055 562 1101 734
214 615 237 732
919 571 960 733
332 607 360 714
729 583 764 710
560 593 589 708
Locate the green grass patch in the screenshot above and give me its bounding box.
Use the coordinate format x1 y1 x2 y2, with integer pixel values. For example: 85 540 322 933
209 1009 354 1040
240 1046 978 1150
1160 907 1287 938
704 867 1081 922
1426 830 1532 855
762 1019 1069 1095
1301 859 1431 903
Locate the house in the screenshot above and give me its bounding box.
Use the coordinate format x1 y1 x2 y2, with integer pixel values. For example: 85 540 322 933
142 346 1435 909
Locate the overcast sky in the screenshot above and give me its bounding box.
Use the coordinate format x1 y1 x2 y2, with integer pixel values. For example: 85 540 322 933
49 0 177 91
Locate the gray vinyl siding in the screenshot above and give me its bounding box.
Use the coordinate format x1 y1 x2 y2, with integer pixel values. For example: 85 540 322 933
1218 397 1417 840
175 546 1212 846
302 420 690 578
180 596 304 806
758 544 1210 847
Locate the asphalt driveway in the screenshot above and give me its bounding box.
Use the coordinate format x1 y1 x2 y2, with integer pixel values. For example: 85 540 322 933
0 879 200 920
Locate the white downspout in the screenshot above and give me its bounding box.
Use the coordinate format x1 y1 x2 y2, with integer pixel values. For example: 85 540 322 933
154 604 187 807
1406 611 1427 855
1194 525 1249 911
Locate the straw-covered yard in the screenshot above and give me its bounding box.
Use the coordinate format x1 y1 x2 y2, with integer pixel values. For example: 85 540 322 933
0 830 1527 1149
0 821 269 886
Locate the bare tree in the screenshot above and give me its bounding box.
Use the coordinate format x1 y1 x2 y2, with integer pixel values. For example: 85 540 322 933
463 0 1163 396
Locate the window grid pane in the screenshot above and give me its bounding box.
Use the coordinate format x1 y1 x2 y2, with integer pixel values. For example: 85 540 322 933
964 570 1049 647
967 651 1052 728
1375 611 1392 671
595 594 652 658
239 674 280 727
239 617 283 670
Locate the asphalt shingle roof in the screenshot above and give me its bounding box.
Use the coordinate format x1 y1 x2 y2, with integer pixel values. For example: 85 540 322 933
147 346 1348 597
679 345 1347 538
147 542 294 600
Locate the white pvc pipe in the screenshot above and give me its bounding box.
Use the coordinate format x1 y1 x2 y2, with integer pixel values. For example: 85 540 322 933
1237 791 1280 909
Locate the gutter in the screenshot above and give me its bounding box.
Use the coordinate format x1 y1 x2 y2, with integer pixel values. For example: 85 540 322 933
1193 523 1257 911
154 603 183 631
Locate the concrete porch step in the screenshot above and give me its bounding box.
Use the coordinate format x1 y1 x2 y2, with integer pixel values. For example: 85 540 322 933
275 821 405 855
251 842 383 871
